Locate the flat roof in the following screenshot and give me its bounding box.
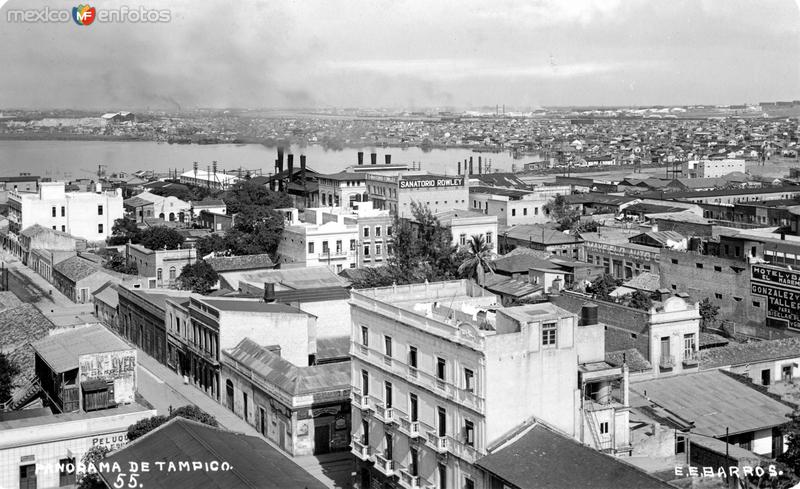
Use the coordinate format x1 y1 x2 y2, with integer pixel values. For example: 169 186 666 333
476 423 673 489
32 324 131 373
0 402 149 430
100 417 328 489
201 298 307 315
630 370 793 437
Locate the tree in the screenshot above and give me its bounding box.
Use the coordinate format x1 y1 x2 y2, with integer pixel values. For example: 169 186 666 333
76 445 110 489
779 409 800 479
170 405 219 427
126 405 218 442
126 414 168 442
103 254 138 275
223 180 292 215
543 194 581 231
138 226 185 250
458 234 495 286
195 233 228 257
588 273 621 302
177 260 219 294
699 298 720 328
626 290 654 311
0 352 20 401
106 217 140 246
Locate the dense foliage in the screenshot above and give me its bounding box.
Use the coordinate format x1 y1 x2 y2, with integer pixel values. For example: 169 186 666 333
126 405 218 442
543 194 581 231
76 445 110 489
106 219 185 251
103 254 138 275
699 297 720 328
0 352 20 401
177 260 220 294
457 234 495 286
587 273 622 302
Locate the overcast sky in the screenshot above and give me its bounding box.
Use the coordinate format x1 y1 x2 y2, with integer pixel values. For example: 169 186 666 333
1 0 798 110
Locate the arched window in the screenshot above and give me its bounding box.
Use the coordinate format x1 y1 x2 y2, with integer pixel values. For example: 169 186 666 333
169 267 176 280
158 213 165 219
169 212 175 221
157 268 163 282
225 379 234 411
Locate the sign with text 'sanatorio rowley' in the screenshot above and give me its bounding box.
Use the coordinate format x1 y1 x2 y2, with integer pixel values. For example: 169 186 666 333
751 264 800 330
398 177 464 189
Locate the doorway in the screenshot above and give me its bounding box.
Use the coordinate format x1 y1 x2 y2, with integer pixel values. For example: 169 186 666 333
225 379 234 410
762 369 771 386
315 424 331 455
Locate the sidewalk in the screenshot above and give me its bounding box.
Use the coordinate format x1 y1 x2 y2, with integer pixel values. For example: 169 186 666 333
136 350 353 488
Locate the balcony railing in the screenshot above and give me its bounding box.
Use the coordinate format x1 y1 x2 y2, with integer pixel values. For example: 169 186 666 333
408 366 418 379
399 468 420 489
374 453 395 476
358 344 369 356
374 404 397 424
659 355 676 369
682 351 699 367
351 388 370 411
426 431 449 453
383 354 392 367
399 418 422 438
449 438 480 464
351 439 371 461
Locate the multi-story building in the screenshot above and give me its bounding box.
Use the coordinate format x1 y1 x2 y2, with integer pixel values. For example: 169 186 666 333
7 181 123 242
682 158 745 179
317 172 369 208
349 280 630 489
469 187 550 227
179 169 240 190
125 242 197 288
367 173 469 218
434 210 498 255
123 191 191 223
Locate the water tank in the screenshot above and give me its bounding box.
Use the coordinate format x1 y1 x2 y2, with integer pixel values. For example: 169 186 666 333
581 302 598 326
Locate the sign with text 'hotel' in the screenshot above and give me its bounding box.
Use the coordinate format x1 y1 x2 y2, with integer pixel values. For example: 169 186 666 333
398 177 464 189
751 264 800 330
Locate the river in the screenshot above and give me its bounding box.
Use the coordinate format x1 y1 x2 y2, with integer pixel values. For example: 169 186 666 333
0 140 538 179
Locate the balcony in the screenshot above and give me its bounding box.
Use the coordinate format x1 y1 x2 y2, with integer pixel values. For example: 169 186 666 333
435 378 446 391
374 453 395 477
351 439 371 461
358 344 369 356
682 352 699 368
659 355 676 370
318 250 350 260
450 439 480 464
383 354 392 367
399 418 422 438
399 469 420 489
351 388 370 411
374 404 397 425
426 431 449 453
408 366 418 379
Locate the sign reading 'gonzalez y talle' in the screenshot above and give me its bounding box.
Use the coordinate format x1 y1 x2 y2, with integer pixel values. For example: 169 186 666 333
751 264 800 330
399 177 464 189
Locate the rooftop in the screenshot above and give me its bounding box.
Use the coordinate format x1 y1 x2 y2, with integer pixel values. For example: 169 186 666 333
0 402 148 431
53 255 104 282
493 253 559 274
700 337 800 369
476 423 672 489
99 417 328 489
630 370 793 437
32 324 131 373
505 224 583 245
201 298 307 315
205 253 274 272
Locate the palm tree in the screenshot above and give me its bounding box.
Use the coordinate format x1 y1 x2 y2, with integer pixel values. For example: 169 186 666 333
458 234 495 286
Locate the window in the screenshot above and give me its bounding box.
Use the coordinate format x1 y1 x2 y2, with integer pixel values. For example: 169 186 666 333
98 223 103 234
364 227 370 238
61 206 65 217
437 406 447 436
671 258 678 264
59 457 76 486
52 206 56 217
512 209 516 217
464 419 475 447
408 346 418 368
753 300 761 307
486 232 492 244
387 226 393 236
436 357 446 381
361 326 369 346
385 380 393 408
715 293 723 299
523 208 528 216
384 335 392 357
734 296 742 302
438 464 447 489
376 244 382 255
696 263 703 269
322 241 329 253
535 207 539 215
465 478 475 489
98 204 103 215
684 333 696 359
336 240 342 253
542 322 557 347
361 419 370 445
409 447 419 477
169 267 176 280
350 239 356 251
409 393 418 421
308 242 315 254
361 370 369 395
61 225 65 232
714 265 722 272
600 422 609 435
460 234 466 245
385 432 393 460
464 368 474 392
376 226 382 237
157 268 163 281
243 392 248 420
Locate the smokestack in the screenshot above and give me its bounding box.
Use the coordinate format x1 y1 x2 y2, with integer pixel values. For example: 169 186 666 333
264 282 275 303
300 155 306 175
478 156 482 174
469 156 473 175
287 154 294 176
358 151 364 166
458 161 461 175
371 152 377 165
385 154 392 165
277 147 284 170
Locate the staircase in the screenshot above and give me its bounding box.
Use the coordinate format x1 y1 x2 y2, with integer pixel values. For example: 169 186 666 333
1 375 41 411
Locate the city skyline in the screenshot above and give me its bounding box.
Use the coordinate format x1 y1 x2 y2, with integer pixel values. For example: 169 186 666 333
0 0 798 110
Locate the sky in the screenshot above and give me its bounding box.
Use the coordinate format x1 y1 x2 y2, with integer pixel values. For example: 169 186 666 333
0 0 798 110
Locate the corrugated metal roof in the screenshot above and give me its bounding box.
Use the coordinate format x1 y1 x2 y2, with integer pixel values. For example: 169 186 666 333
32 324 131 373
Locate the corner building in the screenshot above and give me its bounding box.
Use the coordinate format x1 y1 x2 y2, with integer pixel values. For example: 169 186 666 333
349 280 629 489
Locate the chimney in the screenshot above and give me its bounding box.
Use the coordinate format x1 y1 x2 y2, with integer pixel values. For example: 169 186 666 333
264 282 276 303
300 155 306 177
385 154 392 165
371 152 377 165
469 157 473 175
277 147 284 170
287 154 294 176
580 302 598 326
357 151 364 166
478 156 482 174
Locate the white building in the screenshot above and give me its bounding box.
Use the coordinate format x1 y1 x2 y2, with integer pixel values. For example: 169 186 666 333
130 191 191 223
349 281 631 489
683 158 746 179
469 185 570 227
434 210 498 254
179 169 240 190
8 182 123 242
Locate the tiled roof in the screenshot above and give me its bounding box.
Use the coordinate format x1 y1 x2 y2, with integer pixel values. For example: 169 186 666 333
605 349 651 372
225 338 350 396
99 417 328 489
205 254 274 272
53 256 103 282
315 336 350 361
92 281 119 309
475 423 673 489
699 332 729 348
700 337 800 369
493 253 558 274
483 275 542 298
0 291 23 310
622 272 661 292
191 199 226 207
630 370 793 437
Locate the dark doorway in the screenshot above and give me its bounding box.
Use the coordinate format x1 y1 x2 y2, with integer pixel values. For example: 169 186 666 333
225 379 234 410
762 369 771 386
315 424 331 455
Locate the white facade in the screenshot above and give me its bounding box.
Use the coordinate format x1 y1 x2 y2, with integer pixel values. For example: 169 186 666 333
684 158 746 178
134 191 191 222
8 182 123 242
437 211 499 255
0 405 155 489
349 281 630 489
179 169 240 190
